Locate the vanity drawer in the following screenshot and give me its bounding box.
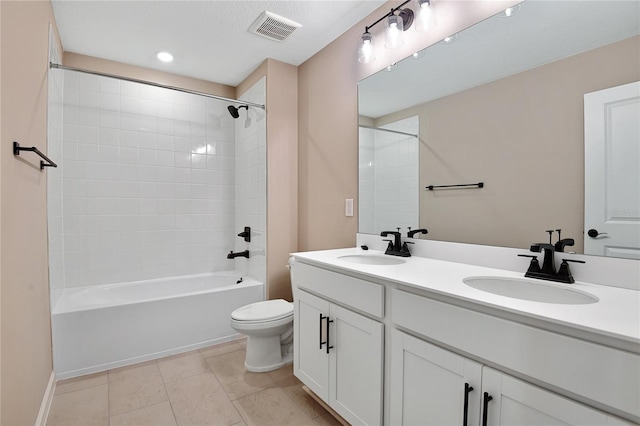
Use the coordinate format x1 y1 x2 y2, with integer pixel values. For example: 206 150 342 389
293 261 384 319
391 288 640 421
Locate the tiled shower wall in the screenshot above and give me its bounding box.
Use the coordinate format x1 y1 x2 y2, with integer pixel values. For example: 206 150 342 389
358 116 419 234
233 78 267 285
50 69 264 293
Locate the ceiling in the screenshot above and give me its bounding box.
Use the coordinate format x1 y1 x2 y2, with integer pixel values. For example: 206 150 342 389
359 0 640 118
51 0 387 87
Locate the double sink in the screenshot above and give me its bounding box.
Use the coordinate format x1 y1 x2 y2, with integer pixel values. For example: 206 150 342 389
337 254 599 305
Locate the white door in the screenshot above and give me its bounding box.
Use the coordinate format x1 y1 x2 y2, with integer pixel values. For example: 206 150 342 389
481 367 625 425
329 303 384 426
294 290 330 401
584 81 640 259
389 330 482 426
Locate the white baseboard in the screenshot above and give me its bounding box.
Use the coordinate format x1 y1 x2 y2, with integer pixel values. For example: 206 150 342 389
35 371 56 426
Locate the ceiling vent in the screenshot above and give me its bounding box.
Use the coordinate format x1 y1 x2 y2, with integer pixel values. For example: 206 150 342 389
249 11 302 42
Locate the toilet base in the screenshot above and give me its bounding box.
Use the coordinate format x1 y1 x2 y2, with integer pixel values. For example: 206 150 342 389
244 334 293 373
245 352 293 373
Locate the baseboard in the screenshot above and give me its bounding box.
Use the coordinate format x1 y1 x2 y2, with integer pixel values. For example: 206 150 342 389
35 371 56 426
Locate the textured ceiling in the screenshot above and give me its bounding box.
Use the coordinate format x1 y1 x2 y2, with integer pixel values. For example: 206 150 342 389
52 0 387 86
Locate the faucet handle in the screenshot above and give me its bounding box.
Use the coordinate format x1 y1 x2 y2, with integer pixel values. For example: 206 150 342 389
518 254 541 274
556 259 586 284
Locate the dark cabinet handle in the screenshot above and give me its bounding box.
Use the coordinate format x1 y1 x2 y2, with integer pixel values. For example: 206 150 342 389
326 317 334 354
463 383 474 426
319 314 327 350
482 392 493 426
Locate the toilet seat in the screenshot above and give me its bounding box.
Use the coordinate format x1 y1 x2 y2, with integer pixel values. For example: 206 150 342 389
231 299 293 323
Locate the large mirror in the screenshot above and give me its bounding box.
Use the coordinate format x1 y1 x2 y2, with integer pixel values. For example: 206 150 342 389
358 0 640 259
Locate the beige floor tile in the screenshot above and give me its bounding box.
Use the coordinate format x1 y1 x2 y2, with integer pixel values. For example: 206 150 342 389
313 413 345 426
108 360 168 416
158 351 210 383
233 387 316 426
236 338 247 349
55 371 108 395
267 363 293 382
46 384 108 426
109 401 177 426
275 375 328 419
200 340 243 359
165 372 242 426
205 350 276 400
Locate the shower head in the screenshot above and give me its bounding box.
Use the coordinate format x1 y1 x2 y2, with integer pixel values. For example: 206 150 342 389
228 104 248 119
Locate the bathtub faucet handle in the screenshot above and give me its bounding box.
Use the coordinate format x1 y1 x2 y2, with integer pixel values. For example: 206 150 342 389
237 226 251 242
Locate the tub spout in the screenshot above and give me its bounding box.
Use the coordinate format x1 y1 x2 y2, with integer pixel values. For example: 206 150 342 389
227 250 250 259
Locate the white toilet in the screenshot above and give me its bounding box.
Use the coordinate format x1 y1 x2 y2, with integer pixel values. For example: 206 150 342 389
230 299 294 372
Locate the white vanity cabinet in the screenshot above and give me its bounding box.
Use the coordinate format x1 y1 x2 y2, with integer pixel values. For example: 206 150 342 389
390 329 629 426
292 262 385 426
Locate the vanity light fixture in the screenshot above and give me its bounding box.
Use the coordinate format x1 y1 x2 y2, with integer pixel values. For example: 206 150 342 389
499 3 521 17
156 51 174 62
358 31 376 63
415 0 437 32
443 33 459 44
412 49 426 59
357 0 417 63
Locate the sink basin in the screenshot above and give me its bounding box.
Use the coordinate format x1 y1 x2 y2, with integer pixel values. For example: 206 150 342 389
463 276 599 305
337 254 406 266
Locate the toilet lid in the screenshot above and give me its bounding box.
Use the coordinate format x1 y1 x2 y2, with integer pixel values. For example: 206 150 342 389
231 299 293 322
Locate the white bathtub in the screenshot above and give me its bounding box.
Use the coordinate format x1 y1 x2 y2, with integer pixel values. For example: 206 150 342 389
52 271 263 379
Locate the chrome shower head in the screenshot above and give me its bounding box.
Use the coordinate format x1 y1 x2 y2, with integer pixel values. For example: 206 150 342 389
228 104 248 119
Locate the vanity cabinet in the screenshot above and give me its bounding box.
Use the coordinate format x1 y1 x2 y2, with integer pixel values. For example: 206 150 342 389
292 262 384 426
390 329 628 426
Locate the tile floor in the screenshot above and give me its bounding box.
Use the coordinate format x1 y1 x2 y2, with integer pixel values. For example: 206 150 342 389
46 339 341 426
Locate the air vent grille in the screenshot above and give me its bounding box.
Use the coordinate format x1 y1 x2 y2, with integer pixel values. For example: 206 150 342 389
249 11 302 42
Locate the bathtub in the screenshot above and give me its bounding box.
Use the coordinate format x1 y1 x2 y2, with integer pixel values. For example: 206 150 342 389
52 271 263 379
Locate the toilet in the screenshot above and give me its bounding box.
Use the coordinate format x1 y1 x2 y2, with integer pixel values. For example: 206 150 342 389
230 299 294 372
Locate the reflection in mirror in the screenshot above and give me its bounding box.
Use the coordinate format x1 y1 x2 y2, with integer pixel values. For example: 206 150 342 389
358 1 640 259
359 116 419 234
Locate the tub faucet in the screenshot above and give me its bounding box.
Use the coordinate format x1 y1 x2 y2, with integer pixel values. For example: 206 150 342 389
227 250 249 259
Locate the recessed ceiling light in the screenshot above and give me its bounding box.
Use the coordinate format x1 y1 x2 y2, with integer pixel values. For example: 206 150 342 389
157 51 174 62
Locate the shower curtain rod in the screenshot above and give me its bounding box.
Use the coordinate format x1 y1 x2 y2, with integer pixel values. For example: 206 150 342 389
359 124 417 138
49 62 266 110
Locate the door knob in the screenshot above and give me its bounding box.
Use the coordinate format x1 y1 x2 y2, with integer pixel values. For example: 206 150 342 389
587 229 608 238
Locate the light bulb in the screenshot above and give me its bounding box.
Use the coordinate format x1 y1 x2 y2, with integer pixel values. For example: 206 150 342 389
385 14 404 49
358 32 376 64
499 3 521 17
415 0 437 32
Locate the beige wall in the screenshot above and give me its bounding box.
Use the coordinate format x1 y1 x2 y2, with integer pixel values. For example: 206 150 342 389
1 1 61 424
238 59 299 301
375 36 640 252
297 0 518 251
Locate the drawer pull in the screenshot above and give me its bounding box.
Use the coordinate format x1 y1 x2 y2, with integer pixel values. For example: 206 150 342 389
326 317 334 354
463 383 474 426
482 392 493 426
319 314 327 350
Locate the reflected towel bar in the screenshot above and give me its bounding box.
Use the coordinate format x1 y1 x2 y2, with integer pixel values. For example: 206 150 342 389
427 182 483 191
13 142 58 170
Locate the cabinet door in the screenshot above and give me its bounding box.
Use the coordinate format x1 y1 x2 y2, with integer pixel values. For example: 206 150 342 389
294 290 330 401
329 303 384 426
482 366 612 426
389 329 483 426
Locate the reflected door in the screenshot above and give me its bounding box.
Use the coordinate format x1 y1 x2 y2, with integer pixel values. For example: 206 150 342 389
584 81 640 259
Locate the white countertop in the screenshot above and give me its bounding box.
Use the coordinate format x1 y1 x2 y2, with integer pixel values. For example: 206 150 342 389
291 247 640 352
